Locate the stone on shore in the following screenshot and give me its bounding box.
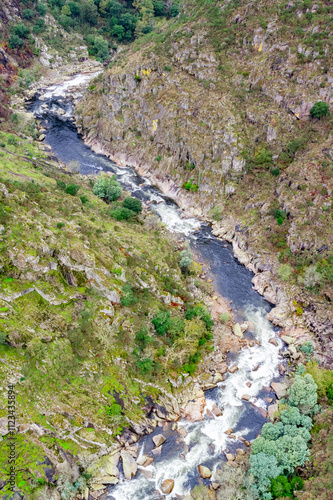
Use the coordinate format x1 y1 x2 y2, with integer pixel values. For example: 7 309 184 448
161 479 174 494
271 381 289 399
153 434 166 448
121 450 138 480
241 394 250 401
152 445 162 456
198 465 212 479
269 338 278 346
268 403 279 421
229 365 239 373
233 323 243 338
225 453 235 461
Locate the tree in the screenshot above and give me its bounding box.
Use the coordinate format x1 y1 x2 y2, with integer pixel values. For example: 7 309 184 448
310 101 330 118
81 0 98 25
152 310 171 335
93 35 109 60
179 249 192 273
248 452 281 497
22 9 34 19
93 175 122 202
288 374 318 415
65 183 80 196
111 24 125 40
136 357 153 374
9 34 24 49
122 197 142 213
153 0 165 16
133 0 154 36
61 4 71 15
37 3 47 15
12 24 30 38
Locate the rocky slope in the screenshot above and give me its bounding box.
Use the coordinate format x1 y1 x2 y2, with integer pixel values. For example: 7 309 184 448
75 0 333 365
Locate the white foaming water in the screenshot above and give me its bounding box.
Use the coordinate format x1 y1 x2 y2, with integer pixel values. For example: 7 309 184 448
151 202 200 235
42 71 101 99
110 306 282 499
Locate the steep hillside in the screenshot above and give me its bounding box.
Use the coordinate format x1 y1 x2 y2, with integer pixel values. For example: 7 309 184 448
0 132 233 499
76 0 333 364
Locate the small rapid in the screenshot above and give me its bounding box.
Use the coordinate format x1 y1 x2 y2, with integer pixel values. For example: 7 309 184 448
28 74 284 499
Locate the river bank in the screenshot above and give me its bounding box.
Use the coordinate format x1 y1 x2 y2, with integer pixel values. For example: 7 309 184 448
17 73 306 499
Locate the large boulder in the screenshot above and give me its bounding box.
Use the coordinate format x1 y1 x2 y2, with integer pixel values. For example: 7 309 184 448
198 465 212 479
271 381 289 399
121 450 137 480
233 323 243 338
161 479 174 494
153 434 166 447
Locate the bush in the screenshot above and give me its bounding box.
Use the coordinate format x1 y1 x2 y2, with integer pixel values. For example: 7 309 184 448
208 205 223 221
152 310 171 336
22 9 34 19
164 65 172 71
288 374 318 415
299 341 314 356
278 264 293 281
56 180 66 191
57 222 65 229
37 3 47 15
248 452 281 497
136 358 154 374
121 283 137 307
220 312 230 323
12 24 30 38
80 195 88 204
93 175 122 202
305 360 333 398
65 183 80 196
135 327 152 350
110 207 135 221
9 34 24 49
179 249 192 272
182 179 199 192
122 197 142 213
106 403 122 416
302 264 322 289
310 101 330 118
270 475 303 498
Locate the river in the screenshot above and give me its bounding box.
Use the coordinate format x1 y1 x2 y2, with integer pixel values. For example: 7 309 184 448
28 74 284 499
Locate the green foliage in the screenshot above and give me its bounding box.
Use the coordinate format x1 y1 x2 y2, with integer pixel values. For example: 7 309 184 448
65 183 80 196
135 74 142 81
88 35 110 61
220 312 230 323
278 264 293 281
9 34 24 49
57 222 65 229
93 175 122 202
185 305 214 330
182 179 199 192
136 357 154 374
164 65 172 71
305 360 333 398
152 310 171 335
56 179 67 191
110 206 135 220
310 101 330 118
299 341 314 356
22 9 35 20
179 249 192 272
288 374 318 415
12 24 30 39
80 195 88 204
122 197 142 213
208 205 223 221
37 3 47 16
156 155 162 162
270 475 303 498
105 403 122 416
249 452 281 497
135 326 152 350
121 283 137 307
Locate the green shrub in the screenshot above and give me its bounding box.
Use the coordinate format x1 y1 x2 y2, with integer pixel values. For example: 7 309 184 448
220 312 230 323
248 452 281 497
135 327 152 350
152 310 171 336
136 358 154 374
9 34 24 49
110 207 135 221
80 195 88 204
167 317 185 341
270 475 303 498
156 155 162 162
310 101 330 118
105 403 122 416
134 74 142 82
12 24 30 39
93 175 122 202
22 9 34 19
164 65 172 71
278 264 293 281
300 341 314 356
56 180 66 191
65 183 80 196
305 360 333 398
122 197 142 213
57 222 65 229
179 249 192 273
208 205 223 221
121 283 137 307
37 3 47 15
182 179 199 192
288 374 318 415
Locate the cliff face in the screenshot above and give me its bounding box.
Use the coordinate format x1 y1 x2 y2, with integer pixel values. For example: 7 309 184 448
76 0 333 362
